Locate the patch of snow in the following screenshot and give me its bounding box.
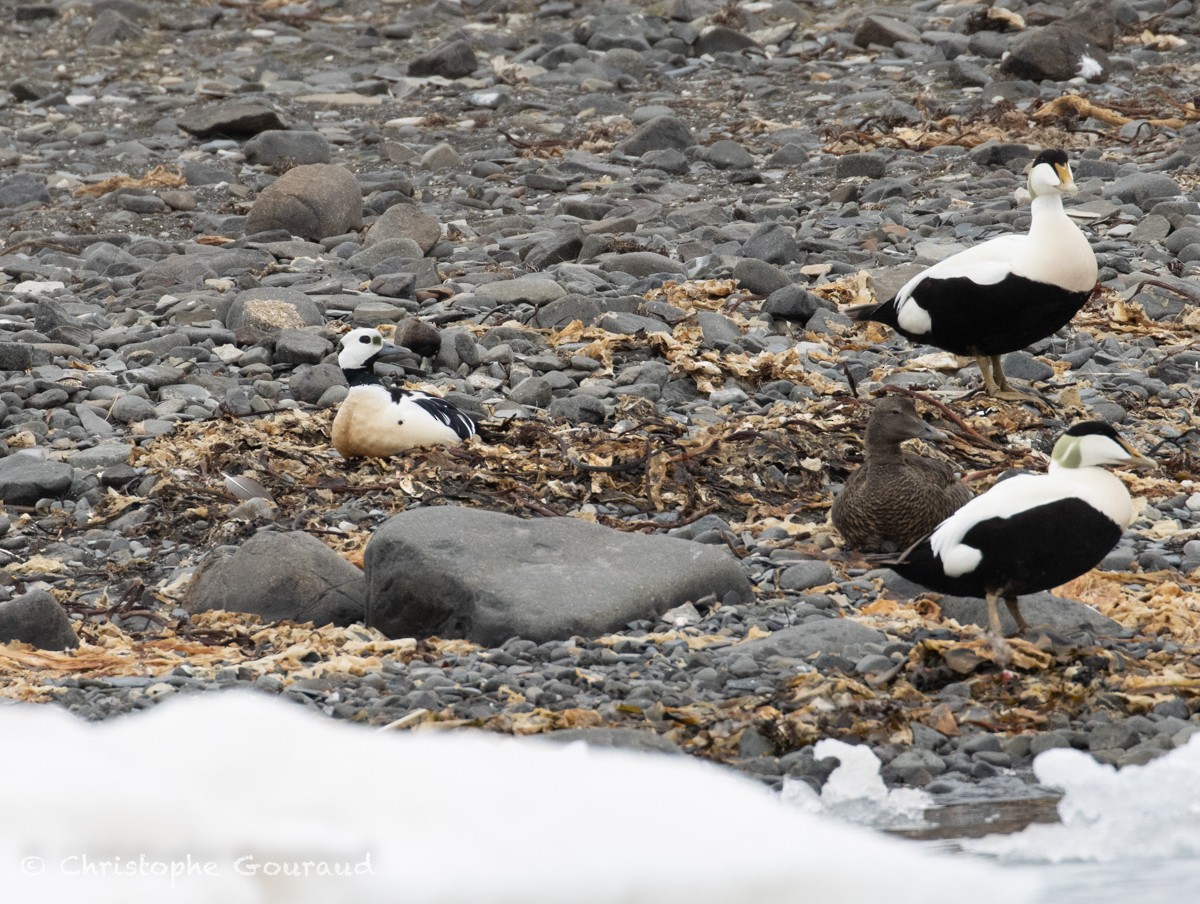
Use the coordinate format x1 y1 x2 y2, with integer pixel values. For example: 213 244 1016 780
0 692 1035 903
781 739 932 828
1077 55 1104 79
12 280 64 295
966 732 1200 863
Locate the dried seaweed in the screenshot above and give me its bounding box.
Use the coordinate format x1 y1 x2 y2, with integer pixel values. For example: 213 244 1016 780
1 273 1196 765
73 165 186 198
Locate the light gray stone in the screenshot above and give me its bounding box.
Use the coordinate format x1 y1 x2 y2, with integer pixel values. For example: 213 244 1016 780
477 276 566 305
936 591 1121 635
244 164 362 241
365 203 441 253
732 619 888 661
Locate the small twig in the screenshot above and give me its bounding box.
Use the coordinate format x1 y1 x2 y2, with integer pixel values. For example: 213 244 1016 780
1129 278 1200 303
1147 428 1200 456
499 130 566 150
840 360 860 398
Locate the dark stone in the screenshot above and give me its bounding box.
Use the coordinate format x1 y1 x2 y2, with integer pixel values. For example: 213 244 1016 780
743 222 802 265
0 343 34 371
525 230 584 269
0 456 74 505
853 15 922 48
290 363 345 404
835 153 888 179
618 116 697 156
87 9 144 45
0 173 51 209
763 285 827 322
0 590 78 650
694 25 759 56
408 39 478 79
365 203 440 254
397 318 442 358
184 530 367 627
936 591 1121 635
178 100 287 139
243 130 332 167
1000 26 1109 82
732 258 791 296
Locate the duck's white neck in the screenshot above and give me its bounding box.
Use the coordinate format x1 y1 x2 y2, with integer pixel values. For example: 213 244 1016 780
1046 462 1134 528
1028 193 1068 231
1014 193 1096 291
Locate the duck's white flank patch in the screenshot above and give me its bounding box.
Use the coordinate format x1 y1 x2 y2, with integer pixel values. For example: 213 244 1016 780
896 296 932 334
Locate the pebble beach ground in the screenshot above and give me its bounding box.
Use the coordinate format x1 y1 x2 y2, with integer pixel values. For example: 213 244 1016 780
1 0 1199 810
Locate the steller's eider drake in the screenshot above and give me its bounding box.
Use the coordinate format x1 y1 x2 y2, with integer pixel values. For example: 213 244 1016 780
332 327 476 458
889 421 1153 638
831 397 972 553
846 149 1098 400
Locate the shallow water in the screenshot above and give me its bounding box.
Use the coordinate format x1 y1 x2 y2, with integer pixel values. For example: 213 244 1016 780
794 738 1200 903
1027 858 1200 904
892 797 1060 840
909 801 1200 904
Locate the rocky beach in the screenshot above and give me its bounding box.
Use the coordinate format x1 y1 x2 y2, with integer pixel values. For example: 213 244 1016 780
0 0 1198 813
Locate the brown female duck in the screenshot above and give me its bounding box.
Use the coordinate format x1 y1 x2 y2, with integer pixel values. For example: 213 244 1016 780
831 397 972 552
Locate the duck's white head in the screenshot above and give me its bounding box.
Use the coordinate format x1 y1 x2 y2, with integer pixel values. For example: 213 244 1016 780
338 328 386 371
1050 421 1154 470
1028 148 1078 199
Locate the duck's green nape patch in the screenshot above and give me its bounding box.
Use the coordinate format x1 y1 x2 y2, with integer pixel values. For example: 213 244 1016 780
1052 436 1083 469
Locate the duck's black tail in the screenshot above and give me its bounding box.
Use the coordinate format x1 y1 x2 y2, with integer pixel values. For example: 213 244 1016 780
844 299 899 328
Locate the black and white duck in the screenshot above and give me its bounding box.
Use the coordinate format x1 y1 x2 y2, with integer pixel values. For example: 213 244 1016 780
831 396 972 553
332 327 476 458
847 149 1097 400
890 421 1153 638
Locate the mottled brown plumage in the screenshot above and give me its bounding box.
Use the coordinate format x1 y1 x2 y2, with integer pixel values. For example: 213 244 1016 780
831 398 972 552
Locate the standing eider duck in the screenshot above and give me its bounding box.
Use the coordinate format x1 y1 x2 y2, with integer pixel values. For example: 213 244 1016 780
331 327 476 458
847 149 1097 400
890 421 1153 638
831 397 972 553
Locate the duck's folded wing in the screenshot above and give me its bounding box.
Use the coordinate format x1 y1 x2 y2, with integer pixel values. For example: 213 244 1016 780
409 393 477 438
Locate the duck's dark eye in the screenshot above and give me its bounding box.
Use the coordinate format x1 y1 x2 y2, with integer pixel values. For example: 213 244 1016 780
359 335 373 344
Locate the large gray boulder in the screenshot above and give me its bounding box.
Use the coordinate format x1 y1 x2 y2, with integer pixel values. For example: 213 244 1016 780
365 506 753 644
0 590 78 650
184 530 366 627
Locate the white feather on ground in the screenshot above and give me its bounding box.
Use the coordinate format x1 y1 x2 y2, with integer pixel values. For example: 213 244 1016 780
1 692 1038 904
